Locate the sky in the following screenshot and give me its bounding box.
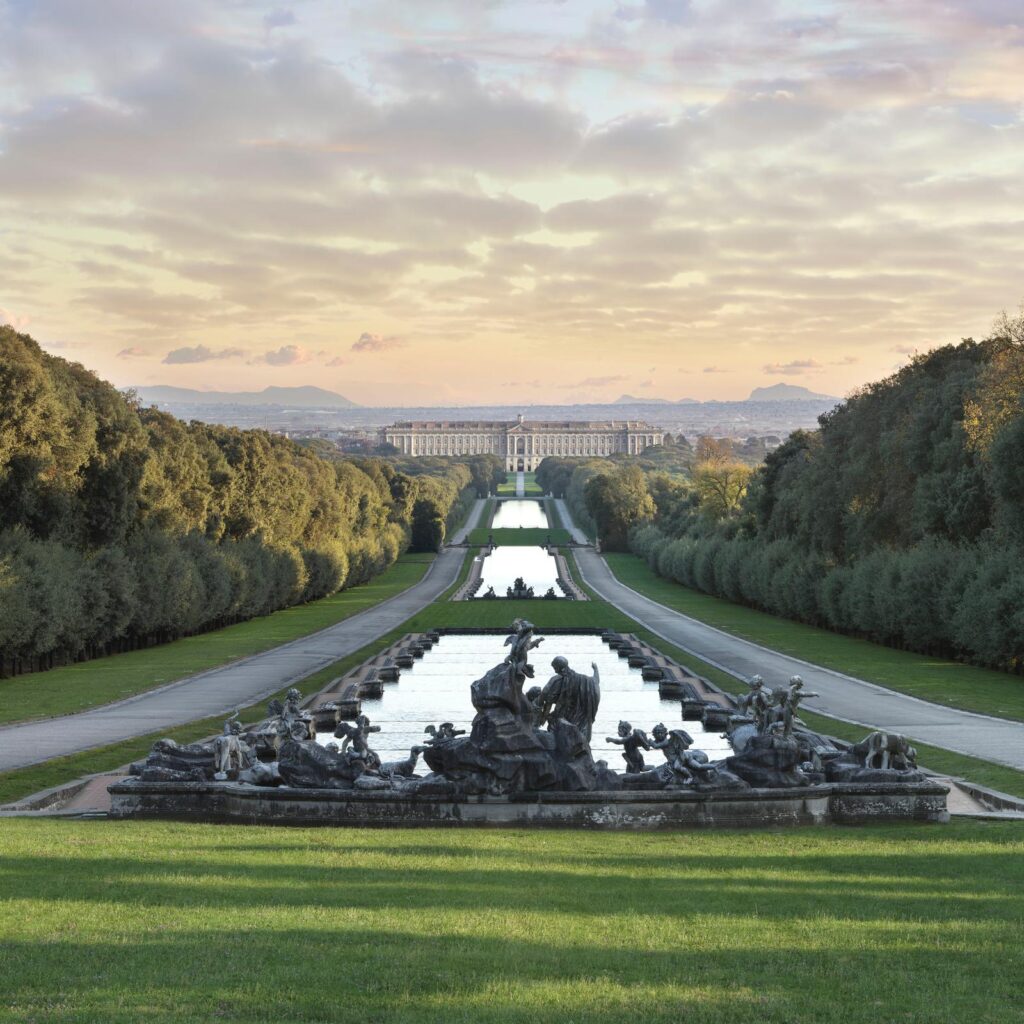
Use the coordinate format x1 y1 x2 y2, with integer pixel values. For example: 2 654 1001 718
0 0 1022 406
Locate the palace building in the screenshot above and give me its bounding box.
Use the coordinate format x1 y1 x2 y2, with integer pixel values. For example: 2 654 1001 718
380 415 665 471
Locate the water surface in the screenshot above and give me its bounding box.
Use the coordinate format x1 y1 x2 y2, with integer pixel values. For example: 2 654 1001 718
492 500 548 529
316 633 732 768
477 546 559 597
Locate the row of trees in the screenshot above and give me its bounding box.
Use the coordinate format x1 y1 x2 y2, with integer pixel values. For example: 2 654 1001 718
559 311 1024 671
0 328 476 675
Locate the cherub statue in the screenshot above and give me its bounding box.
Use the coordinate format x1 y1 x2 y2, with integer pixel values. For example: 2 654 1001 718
284 688 303 718
503 618 544 677
648 723 698 782
280 687 316 740
606 720 650 773
335 714 380 755
781 675 819 737
738 674 774 732
213 713 254 780
424 722 466 746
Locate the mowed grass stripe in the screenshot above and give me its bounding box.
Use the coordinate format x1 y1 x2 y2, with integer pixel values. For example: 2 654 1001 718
0 818 1022 1023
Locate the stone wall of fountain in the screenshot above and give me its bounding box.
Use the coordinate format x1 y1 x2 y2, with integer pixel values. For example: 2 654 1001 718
108 622 948 829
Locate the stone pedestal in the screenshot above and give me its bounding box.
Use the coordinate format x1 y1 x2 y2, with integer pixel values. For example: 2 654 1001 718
107 779 949 829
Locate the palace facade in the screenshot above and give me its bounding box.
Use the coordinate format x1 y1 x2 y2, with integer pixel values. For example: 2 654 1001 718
380 415 665 471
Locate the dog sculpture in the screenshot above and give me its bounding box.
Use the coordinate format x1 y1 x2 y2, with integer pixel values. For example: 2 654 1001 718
852 731 917 771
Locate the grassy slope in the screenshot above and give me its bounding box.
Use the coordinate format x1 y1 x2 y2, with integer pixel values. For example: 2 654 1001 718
0 553 435 726
604 552 1024 722
1 819 1022 1024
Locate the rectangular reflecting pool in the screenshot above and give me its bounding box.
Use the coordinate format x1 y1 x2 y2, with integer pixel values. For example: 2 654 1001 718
316 633 733 767
477 546 559 597
491 500 548 529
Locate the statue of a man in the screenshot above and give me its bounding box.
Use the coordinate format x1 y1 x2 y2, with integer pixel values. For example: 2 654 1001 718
539 656 600 741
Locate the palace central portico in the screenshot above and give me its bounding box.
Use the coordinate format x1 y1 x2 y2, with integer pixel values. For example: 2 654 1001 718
381 415 665 471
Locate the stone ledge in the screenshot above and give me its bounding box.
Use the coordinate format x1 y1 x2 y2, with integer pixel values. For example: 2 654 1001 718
107 779 949 829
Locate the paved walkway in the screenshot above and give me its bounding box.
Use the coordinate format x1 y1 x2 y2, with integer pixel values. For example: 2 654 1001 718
515 471 525 497
554 498 589 544
450 498 486 543
572 547 1024 771
0 547 467 772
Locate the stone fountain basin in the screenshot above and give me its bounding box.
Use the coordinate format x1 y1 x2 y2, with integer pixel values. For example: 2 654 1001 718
107 778 949 829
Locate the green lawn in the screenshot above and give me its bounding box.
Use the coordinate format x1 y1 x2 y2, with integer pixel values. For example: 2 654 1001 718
604 552 1024 722
1 819 1021 1023
497 471 543 496
0 554 435 726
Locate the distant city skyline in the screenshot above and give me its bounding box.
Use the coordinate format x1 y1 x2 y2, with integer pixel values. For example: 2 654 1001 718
2 0 1022 404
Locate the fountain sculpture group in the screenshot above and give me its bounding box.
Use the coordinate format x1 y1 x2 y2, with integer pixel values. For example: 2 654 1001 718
117 619 939 826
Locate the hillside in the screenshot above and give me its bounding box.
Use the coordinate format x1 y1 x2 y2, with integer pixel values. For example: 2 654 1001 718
747 383 839 402
135 385 359 408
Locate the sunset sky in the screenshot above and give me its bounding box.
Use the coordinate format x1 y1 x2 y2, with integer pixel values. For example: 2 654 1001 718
1 0 1022 405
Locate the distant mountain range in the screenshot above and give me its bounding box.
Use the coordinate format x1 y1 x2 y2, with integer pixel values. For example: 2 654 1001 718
747 383 839 403
612 385 836 405
134 385 359 408
614 394 699 405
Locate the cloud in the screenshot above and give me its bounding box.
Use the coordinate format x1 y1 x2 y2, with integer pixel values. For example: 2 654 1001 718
891 344 918 354
762 359 824 375
352 332 406 353
830 356 859 365
256 344 312 366
0 307 31 329
326 356 348 367
263 9 296 30
162 345 247 364
569 375 628 387
0 1 1022 400
702 366 728 374
116 346 147 358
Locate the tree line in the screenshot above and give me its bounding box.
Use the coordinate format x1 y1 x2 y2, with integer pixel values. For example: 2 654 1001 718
541 309 1024 671
0 328 489 676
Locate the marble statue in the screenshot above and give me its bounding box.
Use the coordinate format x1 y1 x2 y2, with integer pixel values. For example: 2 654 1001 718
503 618 543 677
737 674 774 732
538 657 600 741
213 714 254 780
424 722 466 745
124 640 928 804
606 720 650 773
779 676 819 737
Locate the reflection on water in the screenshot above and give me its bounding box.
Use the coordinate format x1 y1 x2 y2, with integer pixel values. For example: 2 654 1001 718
316 634 733 767
492 500 548 529
477 546 558 596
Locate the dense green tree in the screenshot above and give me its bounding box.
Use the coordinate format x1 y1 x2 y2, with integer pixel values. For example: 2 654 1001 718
409 498 445 552
584 465 656 551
